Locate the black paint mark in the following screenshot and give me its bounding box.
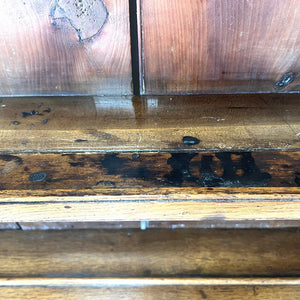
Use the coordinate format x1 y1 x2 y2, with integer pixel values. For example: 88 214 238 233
0 155 23 165
132 153 140 160
295 176 300 187
21 110 39 118
42 119 48 125
43 108 51 113
93 181 116 188
69 161 85 167
11 121 20 125
165 153 202 186
24 167 29 172
199 290 207 299
182 136 200 146
29 172 47 182
74 139 88 143
38 102 44 108
64 206 72 209
50 0 109 42
101 154 157 181
274 72 296 90
165 152 271 187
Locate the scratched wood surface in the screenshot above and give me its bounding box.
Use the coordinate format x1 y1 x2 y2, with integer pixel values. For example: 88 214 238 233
140 0 300 94
0 0 131 96
1 229 299 277
1 278 299 300
0 94 299 153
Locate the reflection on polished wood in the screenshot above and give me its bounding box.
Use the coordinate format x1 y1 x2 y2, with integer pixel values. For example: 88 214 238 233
0 94 299 153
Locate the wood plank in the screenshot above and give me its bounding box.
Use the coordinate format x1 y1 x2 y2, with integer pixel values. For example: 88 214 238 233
0 229 299 277
0 151 298 190
0 278 299 300
0 94 299 153
140 0 300 94
16 219 300 230
1 197 299 222
0 0 131 96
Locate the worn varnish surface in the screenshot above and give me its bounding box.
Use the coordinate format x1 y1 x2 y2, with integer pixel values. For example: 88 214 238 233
0 0 131 95
0 151 299 190
140 0 300 94
0 94 299 153
0 229 299 277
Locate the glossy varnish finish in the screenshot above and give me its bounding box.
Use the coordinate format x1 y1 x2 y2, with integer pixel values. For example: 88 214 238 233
0 0 132 96
140 0 300 94
0 94 299 153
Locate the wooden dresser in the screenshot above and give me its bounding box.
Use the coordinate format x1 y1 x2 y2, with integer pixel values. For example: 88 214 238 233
0 1 299 299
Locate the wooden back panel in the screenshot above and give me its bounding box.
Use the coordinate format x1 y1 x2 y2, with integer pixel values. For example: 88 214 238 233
139 0 300 94
0 0 132 96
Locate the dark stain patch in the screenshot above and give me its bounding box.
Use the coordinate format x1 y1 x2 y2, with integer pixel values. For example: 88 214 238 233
29 172 47 182
43 108 51 113
74 139 88 143
100 154 157 181
132 153 140 160
0 155 23 165
295 176 300 187
42 119 48 125
274 72 296 90
199 290 207 299
69 161 85 167
165 152 271 187
182 136 200 146
24 167 29 172
11 121 20 125
21 110 40 118
92 181 116 188
51 0 109 42
38 103 44 108
64 206 72 209
165 153 202 186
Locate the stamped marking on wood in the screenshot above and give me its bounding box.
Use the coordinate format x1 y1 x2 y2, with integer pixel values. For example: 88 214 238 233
51 0 109 41
274 72 297 90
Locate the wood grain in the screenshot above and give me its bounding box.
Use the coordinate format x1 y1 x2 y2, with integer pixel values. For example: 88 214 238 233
1 278 299 300
0 94 299 153
0 0 131 96
140 0 300 94
0 151 298 190
0 229 299 277
0 195 299 222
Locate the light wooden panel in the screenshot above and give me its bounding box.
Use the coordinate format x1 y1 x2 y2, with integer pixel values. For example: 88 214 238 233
0 278 300 300
0 229 299 277
0 94 299 153
0 0 131 96
140 0 300 94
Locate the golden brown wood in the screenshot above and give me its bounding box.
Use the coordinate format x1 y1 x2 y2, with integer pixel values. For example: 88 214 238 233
0 94 299 153
0 229 299 277
0 278 300 300
140 0 300 94
0 0 131 96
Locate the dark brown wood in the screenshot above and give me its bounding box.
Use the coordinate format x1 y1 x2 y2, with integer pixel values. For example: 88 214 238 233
0 94 299 153
0 151 299 191
0 0 132 96
1 229 299 277
140 0 300 94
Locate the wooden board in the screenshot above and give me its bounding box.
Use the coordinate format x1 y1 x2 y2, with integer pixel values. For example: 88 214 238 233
0 0 132 96
0 229 299 277
140 0 300 94
0 94 299 153
0 278 300 300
